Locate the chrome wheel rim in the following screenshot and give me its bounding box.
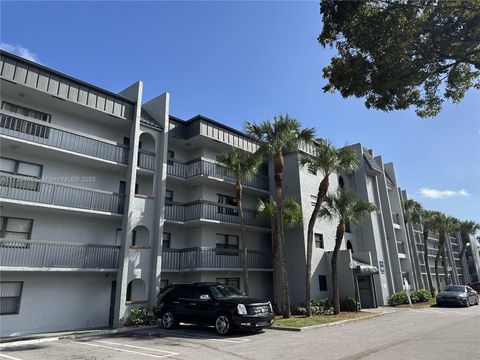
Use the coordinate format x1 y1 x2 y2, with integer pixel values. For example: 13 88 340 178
162 312 173 328
215 316 230 335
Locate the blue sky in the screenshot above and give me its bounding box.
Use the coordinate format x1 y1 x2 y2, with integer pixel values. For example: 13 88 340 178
2 1 479 223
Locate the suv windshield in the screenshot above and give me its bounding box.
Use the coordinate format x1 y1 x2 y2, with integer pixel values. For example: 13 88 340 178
210 285 245 299
443 286 465 292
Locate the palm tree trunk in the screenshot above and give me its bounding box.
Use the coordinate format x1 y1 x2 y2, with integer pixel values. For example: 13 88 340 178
305 176 329 317
434 249 442 292
331 221 345 315
435 231 446 291
441 247 450 286
458 231 469 267
272 224 283 313
236 181 249 295
274 152 290 318
423 228 435 296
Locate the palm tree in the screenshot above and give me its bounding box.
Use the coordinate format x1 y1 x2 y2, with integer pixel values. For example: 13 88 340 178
318 188 375 314
402 199 423 289
458 221 480 267
217 148 262 296
247 114 314 318
419 209 437 296
299 141 359 316
432 213 458 290
257 196 303 312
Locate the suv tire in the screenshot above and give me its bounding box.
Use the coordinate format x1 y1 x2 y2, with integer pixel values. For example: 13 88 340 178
161 309 177 330
215 314 232 336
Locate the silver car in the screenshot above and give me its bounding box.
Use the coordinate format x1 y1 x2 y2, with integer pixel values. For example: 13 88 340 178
436 285 479 307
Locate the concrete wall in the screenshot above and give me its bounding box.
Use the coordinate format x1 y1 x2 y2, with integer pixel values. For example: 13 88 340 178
1 272 114 337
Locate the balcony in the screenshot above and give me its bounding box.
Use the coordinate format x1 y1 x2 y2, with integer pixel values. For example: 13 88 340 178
0 174 124 214
167 159 269 191
392 213 401 229
0 240 120 270
138 149 155 171
162 247 272 271
165 200 270 229
0 112 129 164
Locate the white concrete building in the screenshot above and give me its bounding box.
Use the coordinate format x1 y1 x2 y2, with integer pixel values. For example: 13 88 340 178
1 50 477 337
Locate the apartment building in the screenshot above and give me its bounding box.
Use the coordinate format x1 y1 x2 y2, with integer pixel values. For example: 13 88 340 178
1 50 478 337
281 144 414 308
0 50 169 336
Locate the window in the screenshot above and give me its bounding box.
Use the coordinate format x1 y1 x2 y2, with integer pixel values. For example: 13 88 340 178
217 193 237 215
216 234 239 249
0 217 33 248
167 150 175 166
163 232 171 249
338 176 345 189
0 157 42 191
2 102 51 122
1 102 51 139
308 164 317 175
216 278 240 290
0 281 23 315
311 195 318 207
347 240 353 253
165 190 173 203
318 275 327 292
315 233 324 249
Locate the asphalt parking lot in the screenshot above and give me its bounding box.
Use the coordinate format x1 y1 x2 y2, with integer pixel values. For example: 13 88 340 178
1 305 479 360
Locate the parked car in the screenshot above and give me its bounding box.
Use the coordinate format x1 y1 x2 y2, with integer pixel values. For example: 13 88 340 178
468 282 480 293
155 282 274 335
436 285 479 307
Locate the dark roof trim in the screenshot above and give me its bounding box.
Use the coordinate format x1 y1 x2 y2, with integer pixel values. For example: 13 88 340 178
0 50 136 105
169 114 257 141
363 151 383 175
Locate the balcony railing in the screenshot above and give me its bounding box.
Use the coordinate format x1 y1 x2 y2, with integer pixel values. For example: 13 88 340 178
0 113 129 164
162 247 272 271
138 149 156 170
165 200 270 228
0 239 120 270
0 174 124 214
167 159 269 191
397 241 406 255
392 212 401 226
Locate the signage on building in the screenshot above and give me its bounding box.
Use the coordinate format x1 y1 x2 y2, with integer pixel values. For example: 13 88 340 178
379 260 385 274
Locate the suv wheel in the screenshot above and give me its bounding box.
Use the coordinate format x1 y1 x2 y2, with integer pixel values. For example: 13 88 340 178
161 310 177 329
215 314 232 335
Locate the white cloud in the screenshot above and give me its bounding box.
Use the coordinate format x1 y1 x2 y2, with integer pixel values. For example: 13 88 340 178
418 188 469 199
0 42 40 63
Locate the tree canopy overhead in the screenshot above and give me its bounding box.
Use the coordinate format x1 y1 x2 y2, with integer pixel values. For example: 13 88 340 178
319 0 480 117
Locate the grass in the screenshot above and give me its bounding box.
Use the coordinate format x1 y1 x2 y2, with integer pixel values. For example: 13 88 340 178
396 298 437 309
273 311 371 328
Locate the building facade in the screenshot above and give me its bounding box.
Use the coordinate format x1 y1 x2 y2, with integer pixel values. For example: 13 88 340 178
1 50 479 337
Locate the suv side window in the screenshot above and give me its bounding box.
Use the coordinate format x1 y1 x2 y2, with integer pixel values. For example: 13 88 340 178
194 287 212 300
175 285 193 299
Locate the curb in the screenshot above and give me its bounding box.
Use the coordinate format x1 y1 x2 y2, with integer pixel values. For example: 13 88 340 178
270 312 384 332
0 325 160 346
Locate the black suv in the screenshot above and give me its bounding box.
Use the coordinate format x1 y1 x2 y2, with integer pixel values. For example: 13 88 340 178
155 283 274 335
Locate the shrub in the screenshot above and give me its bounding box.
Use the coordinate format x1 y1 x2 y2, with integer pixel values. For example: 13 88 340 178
387 291 408 306
340 297 359 312
311 298 332 311
411 289 431 303
129 306 157 326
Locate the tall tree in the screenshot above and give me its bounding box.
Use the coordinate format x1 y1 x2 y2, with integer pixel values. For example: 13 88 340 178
419 209 437 296
217 148 262 295
300 141 359 317
432 212 458 290
257 196 303 312
402 199 423 288
458 220 480 267
247 115 314 318
319 0 480 117
319 188 375 314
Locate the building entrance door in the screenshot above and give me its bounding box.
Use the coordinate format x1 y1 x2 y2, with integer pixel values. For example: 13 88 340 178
357 276 375 309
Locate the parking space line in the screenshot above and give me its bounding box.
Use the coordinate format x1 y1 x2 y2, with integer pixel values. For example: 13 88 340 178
72 341 178 358
95 340 179 355
0 354 24 360
149 329 252 344
208 338 251 344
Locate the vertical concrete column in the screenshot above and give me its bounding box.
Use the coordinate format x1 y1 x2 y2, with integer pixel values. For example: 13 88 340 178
114 81 143 327
143 93 170 304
